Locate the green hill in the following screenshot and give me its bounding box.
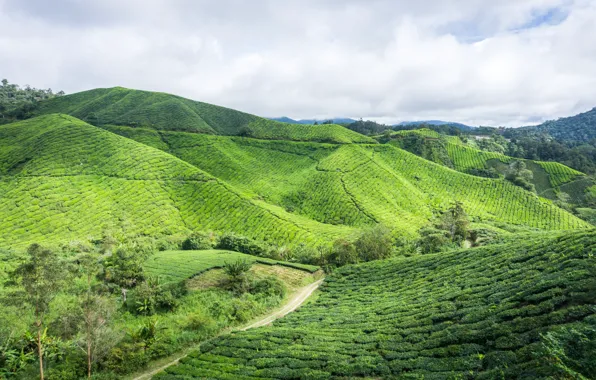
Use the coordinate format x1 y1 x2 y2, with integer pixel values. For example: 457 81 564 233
512 107 596 143
1 91 591 250
0 114 353 248
102 124 589 235
34 87 373 143
157 230 596 379
386 129 592 203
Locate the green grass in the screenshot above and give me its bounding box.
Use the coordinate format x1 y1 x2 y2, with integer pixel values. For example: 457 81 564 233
157 230 596 379
144 249 319 283
35 87 373 143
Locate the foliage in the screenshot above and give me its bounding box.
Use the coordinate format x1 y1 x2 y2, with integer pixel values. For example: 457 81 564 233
34 86 372 143
181 231 217 250
505 160 536 192
0 79 64 123
158 231 596 379
537 323 596 379
9 244 69 380
353 224 394 262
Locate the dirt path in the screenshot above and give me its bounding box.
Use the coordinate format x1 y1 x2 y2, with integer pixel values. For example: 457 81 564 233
132 278 324 380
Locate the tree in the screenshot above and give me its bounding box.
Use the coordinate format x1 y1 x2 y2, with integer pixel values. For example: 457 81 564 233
10 244 67 380
440 201 469 243
328 239 358 267
102 248 146 302
76 254 117 379
355 224 394 262
223 259 252 294
505 160 535 192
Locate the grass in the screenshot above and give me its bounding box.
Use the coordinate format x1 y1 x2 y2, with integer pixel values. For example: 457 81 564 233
144 249 319 283
157 230 596 379
35 87 373 143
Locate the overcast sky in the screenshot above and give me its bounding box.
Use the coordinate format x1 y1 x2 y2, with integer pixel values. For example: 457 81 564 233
1 0 595 126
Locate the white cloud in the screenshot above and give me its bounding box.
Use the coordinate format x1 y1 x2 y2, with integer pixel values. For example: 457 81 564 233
0 0 595 126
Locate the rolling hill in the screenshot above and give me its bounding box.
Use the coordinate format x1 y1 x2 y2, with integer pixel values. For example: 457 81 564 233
0 114 353 248
386 129 594 205
156 230 596 379
1 88 592 249
102 124 589 234
34 87 372 144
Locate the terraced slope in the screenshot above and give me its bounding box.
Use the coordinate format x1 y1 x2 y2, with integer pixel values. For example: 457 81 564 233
157 231 596 379
35 87 373 143
387 129 588 199
102 126 590 234
0 115 352 248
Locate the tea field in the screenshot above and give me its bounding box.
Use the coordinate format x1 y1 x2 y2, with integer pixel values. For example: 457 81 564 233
144 249 319 283
0 115 354 248
102 125 590 236
157 230 596 379
34 87 372 143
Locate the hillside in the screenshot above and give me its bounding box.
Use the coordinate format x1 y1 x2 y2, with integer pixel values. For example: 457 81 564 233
34 87 373 143
512 107 596 143
0 114 353 248
102 124 589 235
386 129 594 205
157 230 596 379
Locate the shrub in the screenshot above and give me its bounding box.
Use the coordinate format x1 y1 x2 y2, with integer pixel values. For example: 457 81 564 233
327 239 358 267
181 231 217 250
185 311 216 332
250 276 286 299
355 224 394 262
216 233 268 256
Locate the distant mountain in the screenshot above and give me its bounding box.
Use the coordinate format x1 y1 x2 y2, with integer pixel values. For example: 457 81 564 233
395 120 474 131
269 117 357 125
511 107 596 143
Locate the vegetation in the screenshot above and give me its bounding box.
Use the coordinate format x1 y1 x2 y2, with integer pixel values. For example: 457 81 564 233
0 242 316 379
0 79 64 124
158 231 596 379
144 250 319 284
34 87 372 143
1 85 595 379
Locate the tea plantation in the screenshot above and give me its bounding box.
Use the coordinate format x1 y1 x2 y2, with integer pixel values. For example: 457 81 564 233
157 231 596 379
144 249 319 283
0 114 353 248
34 87 373 143
101 125 590 235
388 129 590 202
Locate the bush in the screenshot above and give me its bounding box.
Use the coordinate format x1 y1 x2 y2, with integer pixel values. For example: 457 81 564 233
185 311 216 332
416 227 452 254
216 233 268 256
355 224 394 262
127 278 187 315
327 239 358 267
182 231 217 250
250 276 286 299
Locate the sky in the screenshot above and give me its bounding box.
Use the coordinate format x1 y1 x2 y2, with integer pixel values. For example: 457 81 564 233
1 0 595 127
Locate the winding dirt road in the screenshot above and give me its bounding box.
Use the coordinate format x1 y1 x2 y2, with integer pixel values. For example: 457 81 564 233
132 278 324 380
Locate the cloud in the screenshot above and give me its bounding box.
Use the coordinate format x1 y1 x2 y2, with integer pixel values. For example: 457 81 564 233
0 0 595 126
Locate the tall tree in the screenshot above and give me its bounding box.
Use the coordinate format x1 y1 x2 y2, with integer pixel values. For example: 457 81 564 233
10 244 67 380
440 201 469 243
77 254 117 379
